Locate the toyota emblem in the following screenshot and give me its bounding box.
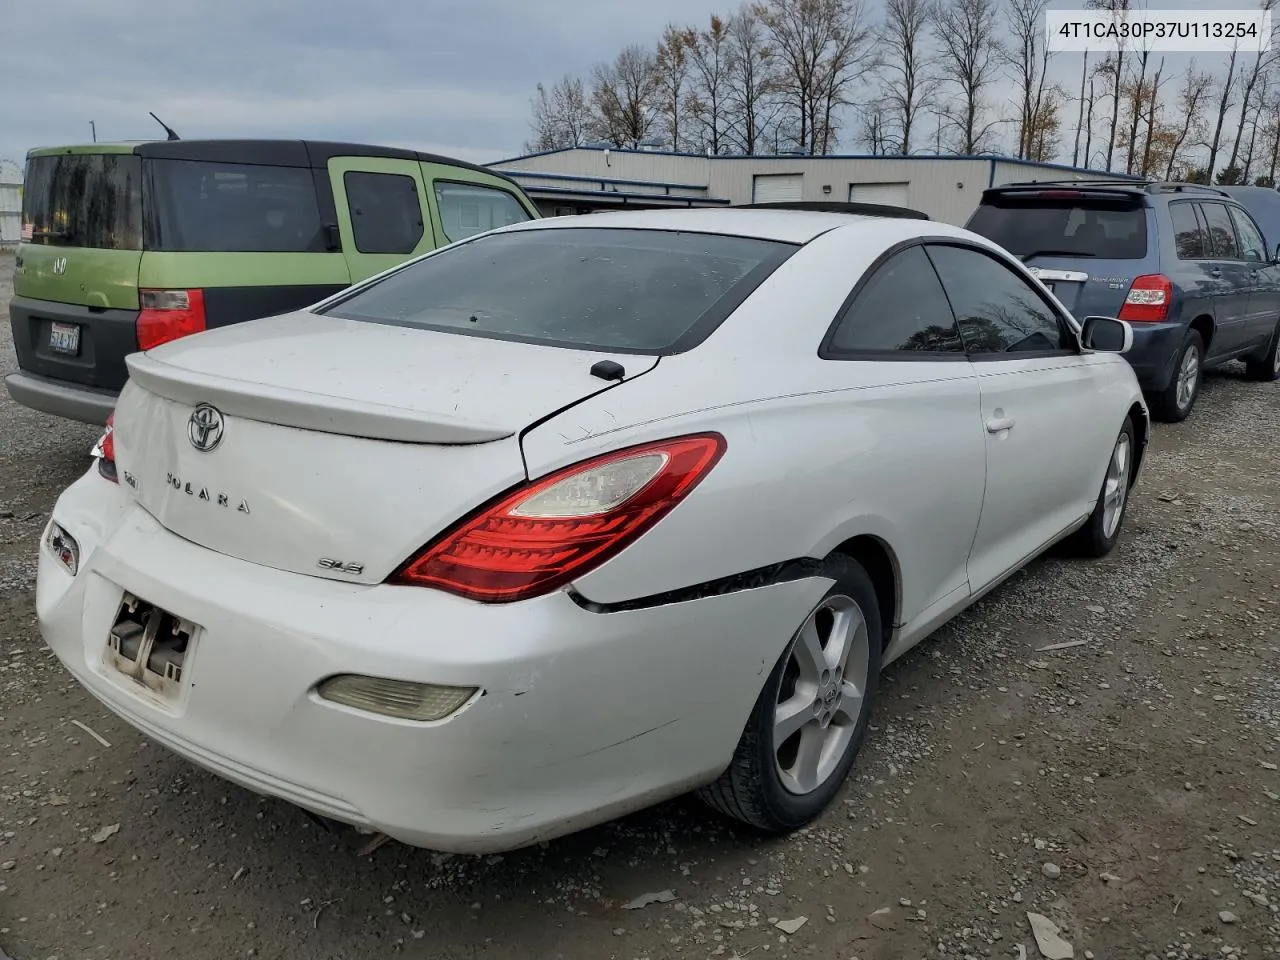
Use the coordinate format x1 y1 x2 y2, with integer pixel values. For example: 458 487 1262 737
188 404 225 452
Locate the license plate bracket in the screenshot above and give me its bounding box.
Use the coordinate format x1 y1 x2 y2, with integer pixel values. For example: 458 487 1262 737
48 321 81 356
106 592 197 699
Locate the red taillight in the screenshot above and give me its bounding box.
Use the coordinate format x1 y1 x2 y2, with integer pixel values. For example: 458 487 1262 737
1117 274 1173 322
137 288 206 350
392 433 728 602
1027 190 1084 199
93 413 118 483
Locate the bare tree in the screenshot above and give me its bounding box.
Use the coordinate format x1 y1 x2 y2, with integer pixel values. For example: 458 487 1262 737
1163 64 1213 180
725 4 779 153
1226 2 1278 174
932 0 1005 154
1004 0 1053 160
1121 47 1157 174
1085 0 1132 171
1083 75 1099 166
757 0 878 155
1241 71 1271 181
590 45 661 148
1071 52 1089 166
1206 46 1240 182
688 15 736 154
526 76 594 152
655 25 695 151
878 0 938 154
1136 56 1167 177
1262 77 1280 185
861 100 892 153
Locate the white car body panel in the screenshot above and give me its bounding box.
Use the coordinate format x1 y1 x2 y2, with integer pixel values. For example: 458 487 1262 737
37 208 1149 852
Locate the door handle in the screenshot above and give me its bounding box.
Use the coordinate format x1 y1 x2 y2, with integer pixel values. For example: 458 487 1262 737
986 415 1016 434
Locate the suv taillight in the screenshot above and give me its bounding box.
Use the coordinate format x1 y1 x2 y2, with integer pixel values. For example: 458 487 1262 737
1117 274 1173 322
137 288 206 350
92 413 117 483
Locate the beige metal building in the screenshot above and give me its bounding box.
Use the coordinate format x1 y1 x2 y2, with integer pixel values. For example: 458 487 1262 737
0 180 21 248
490 147 1138 225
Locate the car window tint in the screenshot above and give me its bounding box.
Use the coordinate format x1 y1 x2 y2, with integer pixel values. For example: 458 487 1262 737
147 159 326 253
21 153 143 250
433 181 531 243
1169 202 1207 259
966 196 1147 259
344 171 424 255
828 246 963 354
319 227 796 354
1199 202 1241 259
925 244 1071 355
1228 205 1267 262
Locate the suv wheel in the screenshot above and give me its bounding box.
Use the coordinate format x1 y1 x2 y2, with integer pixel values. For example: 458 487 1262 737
1150 329 1204 422
1243 319 1280 382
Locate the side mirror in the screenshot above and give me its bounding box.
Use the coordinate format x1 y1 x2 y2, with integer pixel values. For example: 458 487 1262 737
1080 316 1133 355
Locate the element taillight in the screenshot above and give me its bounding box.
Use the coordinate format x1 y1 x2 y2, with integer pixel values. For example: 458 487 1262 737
137 288 206 350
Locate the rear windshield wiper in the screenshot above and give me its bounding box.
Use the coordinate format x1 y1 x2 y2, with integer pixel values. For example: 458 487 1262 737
1018 249 1096 261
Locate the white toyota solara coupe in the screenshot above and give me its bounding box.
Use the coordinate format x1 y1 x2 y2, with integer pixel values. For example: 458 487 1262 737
37 206 1148 853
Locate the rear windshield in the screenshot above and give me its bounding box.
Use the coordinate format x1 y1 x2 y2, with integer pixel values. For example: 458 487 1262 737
22 153 143 249
146 159 326 253
968 195 1148 259
319 227 797 354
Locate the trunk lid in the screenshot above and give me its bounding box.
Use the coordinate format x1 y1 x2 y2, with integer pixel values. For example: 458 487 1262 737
112 311 657 583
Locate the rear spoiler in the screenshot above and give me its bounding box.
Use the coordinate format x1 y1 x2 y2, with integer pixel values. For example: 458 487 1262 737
981 184 1146 204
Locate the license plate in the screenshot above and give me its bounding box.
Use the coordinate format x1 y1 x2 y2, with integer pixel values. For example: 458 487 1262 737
49 322 81 355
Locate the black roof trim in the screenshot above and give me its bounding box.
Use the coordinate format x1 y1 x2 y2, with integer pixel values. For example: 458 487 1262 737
132 139 518 187
987 178 1230 199
737 200 929 220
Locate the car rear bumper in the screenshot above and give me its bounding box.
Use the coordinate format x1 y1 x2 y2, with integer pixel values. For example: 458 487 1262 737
1123 322 1186 391
37 469 829 853
4 370 118 423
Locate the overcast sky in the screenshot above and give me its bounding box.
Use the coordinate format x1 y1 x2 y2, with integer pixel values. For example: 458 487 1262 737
0 0 1248 175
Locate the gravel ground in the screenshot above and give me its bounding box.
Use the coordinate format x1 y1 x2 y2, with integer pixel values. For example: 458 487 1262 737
1 254 1277 960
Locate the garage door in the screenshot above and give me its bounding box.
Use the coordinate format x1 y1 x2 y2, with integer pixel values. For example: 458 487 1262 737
753 174 803 203
849 182 910 207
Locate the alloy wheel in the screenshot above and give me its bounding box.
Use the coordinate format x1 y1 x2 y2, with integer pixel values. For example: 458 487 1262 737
773 594 871 795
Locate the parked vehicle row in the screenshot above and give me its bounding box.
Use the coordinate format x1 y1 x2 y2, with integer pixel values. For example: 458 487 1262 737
965 179 1280 421
6 139 537 424
32 190 1151 852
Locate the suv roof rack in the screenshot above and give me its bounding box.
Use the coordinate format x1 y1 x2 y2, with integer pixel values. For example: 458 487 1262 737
737 200 929 220
991 178 1229 198
1146 182 1230 197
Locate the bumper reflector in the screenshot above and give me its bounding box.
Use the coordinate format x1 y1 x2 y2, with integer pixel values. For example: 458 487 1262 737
46 522 80 577
316 675 478 721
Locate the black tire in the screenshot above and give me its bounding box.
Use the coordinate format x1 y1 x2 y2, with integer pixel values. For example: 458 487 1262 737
1149 329 1204 423
1243 319 1280 382
698 555 882 833
1065 415 1137 558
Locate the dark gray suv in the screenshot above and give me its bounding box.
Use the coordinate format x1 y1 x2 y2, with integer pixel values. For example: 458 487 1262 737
966 181 1280 421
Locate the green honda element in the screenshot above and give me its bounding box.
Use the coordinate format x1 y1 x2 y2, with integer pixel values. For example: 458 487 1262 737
8 139 540 423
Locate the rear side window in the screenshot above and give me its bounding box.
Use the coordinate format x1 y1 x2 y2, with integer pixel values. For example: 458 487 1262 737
147 159 326 253
319 227 796 354
344 171 424 254
1169 202 1207 259
925 244 1071 355
21 153 142 250
826 245 964 355
967 194 1148 259
1199 202 1240 259
1228 206 1267 262
433 181 531 243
